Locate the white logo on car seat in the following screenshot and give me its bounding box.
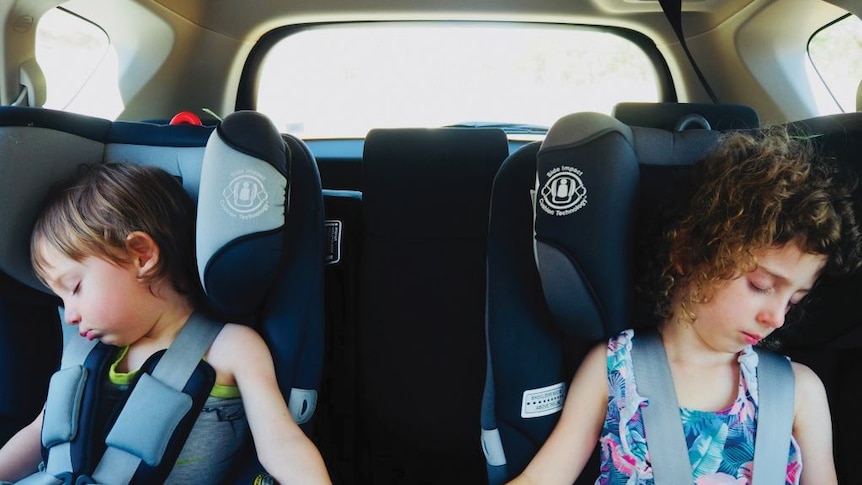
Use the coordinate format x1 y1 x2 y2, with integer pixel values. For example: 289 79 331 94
221 169 269 220
538 165 587 216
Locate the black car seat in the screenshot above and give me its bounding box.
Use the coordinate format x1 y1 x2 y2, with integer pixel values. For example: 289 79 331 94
481 108 862 484
480 111 721 484
0 106 325 483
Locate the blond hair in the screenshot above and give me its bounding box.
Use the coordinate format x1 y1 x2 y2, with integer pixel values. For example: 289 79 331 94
31 162 200 300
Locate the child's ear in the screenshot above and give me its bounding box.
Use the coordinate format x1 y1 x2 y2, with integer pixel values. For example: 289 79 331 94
669 228 687 275
125 231 160 276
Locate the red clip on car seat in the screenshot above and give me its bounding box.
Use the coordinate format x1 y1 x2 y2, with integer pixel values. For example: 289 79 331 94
0 107 324 483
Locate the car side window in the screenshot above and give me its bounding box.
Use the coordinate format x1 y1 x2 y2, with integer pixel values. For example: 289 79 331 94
36 7 123 118
255 23 666 139
808 14 862 113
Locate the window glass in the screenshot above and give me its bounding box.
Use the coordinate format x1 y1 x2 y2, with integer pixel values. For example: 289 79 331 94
808 15 862 113
36 8 123 118
257 23 662 139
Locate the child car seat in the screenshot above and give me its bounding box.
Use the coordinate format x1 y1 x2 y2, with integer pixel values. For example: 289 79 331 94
480 111 723 484
0 107 325 483
481 109 862 483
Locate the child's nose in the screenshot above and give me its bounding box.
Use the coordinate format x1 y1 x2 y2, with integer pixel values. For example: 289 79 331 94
62 306 81 325
757 303 786 329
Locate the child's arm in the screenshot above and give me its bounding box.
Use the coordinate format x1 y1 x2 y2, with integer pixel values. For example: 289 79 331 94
791 361 837 485
0 409 44 481
215 324 332 485
507 342 608 485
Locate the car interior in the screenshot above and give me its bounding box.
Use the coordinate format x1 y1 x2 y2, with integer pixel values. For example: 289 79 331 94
0 0 860 484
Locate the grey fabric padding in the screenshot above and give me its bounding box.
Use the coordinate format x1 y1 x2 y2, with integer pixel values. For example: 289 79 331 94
91 447 144 485
42 335 98 477
105 144 206 201
540 112 634 153
104 372 193 467
196 131 286 286
41 366 87 448
0 127 104 292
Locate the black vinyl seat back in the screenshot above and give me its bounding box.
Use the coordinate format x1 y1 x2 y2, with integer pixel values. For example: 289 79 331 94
0 106 325 483
776 113 862 483
358 127 508 484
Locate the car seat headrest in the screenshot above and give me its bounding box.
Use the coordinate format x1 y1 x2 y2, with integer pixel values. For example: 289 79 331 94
533 112 639 340
613 102 760 131
533 111 721 341
196 111 290 318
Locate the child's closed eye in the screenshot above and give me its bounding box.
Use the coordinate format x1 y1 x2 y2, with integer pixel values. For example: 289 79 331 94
748 280 774 295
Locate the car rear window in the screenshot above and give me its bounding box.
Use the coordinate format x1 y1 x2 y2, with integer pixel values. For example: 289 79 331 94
255 23 666 139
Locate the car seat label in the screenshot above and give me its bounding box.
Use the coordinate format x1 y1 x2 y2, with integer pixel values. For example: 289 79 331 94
521 382 566 418
538 165 587 216
325 220 342 265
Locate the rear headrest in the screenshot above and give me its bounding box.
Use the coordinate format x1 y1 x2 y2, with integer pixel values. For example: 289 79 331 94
613 102 760 131
0 107 289 319
533 112 720 340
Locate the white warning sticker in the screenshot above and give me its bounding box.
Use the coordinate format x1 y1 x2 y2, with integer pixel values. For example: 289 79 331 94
521 382 566 418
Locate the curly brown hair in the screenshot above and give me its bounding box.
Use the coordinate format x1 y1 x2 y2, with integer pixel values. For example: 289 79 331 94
646 127 862 325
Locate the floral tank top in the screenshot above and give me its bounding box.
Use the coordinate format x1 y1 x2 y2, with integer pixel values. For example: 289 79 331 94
597 329 801 484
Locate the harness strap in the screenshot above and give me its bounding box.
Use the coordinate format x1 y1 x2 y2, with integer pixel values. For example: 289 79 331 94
630 331 690 484
751 350 794 485
26 312 223 485
631 330 794 484
90 311 224 484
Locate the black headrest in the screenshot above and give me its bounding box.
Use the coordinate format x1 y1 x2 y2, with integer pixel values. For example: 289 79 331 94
613 102 760 131
533 112 720 340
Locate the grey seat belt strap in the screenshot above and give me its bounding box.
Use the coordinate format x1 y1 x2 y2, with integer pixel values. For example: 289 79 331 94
751 350 794 485
150 312 225 389
632 331 794 485
630 331 692 484
89 311 224 484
